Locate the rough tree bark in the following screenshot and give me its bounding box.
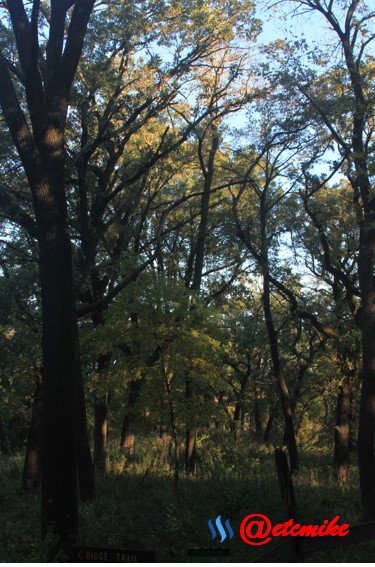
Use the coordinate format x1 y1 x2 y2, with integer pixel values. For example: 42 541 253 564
0 0 95 554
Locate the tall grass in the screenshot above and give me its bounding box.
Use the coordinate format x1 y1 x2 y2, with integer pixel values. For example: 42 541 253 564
0 434 373 562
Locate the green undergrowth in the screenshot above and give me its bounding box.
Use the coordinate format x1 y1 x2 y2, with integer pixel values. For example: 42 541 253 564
0 436 374 562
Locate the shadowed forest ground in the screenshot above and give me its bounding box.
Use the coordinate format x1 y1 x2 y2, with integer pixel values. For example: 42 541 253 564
1 435 374 562
0 0 374 560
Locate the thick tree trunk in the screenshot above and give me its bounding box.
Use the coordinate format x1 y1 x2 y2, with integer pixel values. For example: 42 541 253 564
35 114 95 549
338 24 375 521
358 224 375 519
334 378 353 484
22 370 43 492
312 19 375 519
0 1 95 555
39 221 80 554
0 69 81 552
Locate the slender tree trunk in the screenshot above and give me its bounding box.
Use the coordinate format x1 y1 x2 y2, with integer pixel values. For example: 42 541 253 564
185 372 197 475
92 351 111 474
334 378 353 484
252 370 262 436
259 202 298 472
94 393 110 474
22 370 43 491
163 365 180 488
184 124 219 475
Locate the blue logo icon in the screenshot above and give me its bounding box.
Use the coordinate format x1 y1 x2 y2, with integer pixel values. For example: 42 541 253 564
208 515 234 543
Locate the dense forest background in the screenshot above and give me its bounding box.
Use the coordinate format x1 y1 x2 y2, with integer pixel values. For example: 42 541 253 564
0 0 374 562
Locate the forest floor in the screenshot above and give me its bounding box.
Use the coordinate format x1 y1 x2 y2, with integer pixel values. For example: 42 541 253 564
1 435 374 562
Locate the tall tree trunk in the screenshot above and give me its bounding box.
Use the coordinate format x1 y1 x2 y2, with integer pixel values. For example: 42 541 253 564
297 5 375 519
0 1 95 555
259 202 298 473
334 378 353 484
39 216 80 554
358 222 375 518
22 369 43 492
185 123 219 475
263 290 298 471
342 28 375 522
